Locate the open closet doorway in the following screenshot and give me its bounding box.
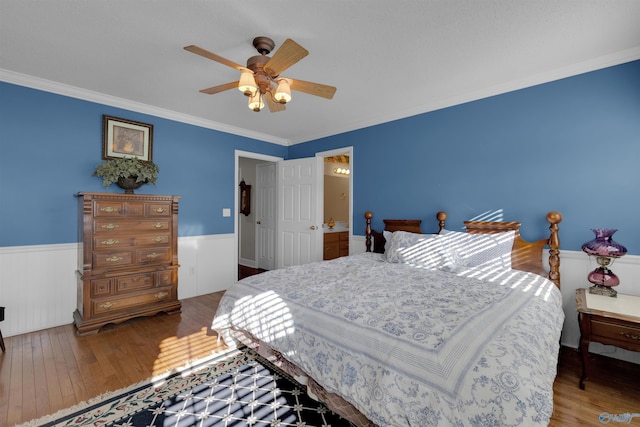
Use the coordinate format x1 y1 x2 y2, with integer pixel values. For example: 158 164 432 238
236 151 281 281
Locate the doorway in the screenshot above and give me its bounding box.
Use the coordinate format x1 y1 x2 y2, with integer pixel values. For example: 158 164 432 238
235 147 353 280
236 151 281 281
318 147 353 257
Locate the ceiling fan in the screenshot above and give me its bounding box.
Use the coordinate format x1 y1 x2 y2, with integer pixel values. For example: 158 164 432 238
184 37 337 112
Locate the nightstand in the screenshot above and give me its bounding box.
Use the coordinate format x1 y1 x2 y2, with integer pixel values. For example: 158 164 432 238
575 288 640 389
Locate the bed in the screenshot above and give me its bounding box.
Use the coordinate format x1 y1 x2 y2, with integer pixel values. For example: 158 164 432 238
212 210 564 426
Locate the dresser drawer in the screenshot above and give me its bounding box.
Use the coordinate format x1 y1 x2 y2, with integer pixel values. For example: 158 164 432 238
94 233 169 249
92 286 174 316
136 247 171 264
94 219 171 235
116 273 155 293
91 279 111 296
135 234 170 246
146 202 172 217
94 201 125 217
592 318 640 350
93 251 133 269
158 270 174 286
94 201 145 217
94 236 132 249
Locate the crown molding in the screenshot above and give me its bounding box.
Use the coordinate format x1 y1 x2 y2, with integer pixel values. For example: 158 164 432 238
0 69 291 146
4 45 640 147
288 46 640 145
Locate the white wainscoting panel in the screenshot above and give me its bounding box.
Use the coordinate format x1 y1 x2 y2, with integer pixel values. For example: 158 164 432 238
178 234 236 299
0 243 77 337
0 234 236 338
2 235 639 365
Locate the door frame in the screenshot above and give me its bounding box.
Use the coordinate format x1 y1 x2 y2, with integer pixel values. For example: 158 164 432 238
255 161 276 271
235 150 283 281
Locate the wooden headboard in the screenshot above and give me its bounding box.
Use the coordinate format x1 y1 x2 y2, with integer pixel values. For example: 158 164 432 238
364 211 562 289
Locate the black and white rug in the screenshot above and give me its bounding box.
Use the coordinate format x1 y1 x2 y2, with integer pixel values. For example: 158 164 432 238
19 348 352 427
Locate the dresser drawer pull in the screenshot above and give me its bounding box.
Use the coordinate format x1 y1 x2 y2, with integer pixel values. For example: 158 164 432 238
101 239 119 246
100 207 119 214
146 252 161 259
620 331 640 340
154 291 169 299
99 302 115 309
154 207 167 213
152 223 164 229
153 236 164 242
106 256 123 262
101 223 119 230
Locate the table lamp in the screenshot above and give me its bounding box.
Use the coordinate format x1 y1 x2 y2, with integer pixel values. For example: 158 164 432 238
581 229 626 297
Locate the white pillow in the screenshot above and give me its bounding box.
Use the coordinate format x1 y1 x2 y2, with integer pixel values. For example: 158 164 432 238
438 229 516 271
383 230 393 254
384 231 446 269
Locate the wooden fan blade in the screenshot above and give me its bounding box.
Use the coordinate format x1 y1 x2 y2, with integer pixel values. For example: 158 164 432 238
288 78 337 99
184 45 248 71
264 39 308 76
264 93 286 113
199 81 239 95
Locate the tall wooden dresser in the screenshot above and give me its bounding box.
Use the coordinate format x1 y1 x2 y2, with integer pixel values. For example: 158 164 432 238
74 192 182 335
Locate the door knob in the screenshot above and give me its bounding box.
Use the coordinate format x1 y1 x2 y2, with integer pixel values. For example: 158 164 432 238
256 221 261 224
310 225 317 230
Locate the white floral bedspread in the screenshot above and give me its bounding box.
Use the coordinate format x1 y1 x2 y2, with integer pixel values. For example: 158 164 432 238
212 253 564 426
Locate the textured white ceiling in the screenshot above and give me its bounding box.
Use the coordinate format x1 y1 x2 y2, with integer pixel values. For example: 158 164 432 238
2 0 640 145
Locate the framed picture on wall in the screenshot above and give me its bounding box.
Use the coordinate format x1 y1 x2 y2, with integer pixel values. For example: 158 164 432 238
102 115 153 161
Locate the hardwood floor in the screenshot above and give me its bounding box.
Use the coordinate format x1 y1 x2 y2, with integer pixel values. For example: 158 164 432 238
238 264 268 280
1 289 639 426
0 293 229 427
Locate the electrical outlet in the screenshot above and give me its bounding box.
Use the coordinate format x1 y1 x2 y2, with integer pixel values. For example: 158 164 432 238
222 208 231 217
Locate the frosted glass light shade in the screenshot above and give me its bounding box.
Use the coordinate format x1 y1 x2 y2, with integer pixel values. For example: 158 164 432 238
274 79 291 103
238 71 258 96
248 92 264 111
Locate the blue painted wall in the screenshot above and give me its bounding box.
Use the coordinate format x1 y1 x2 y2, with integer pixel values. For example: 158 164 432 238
290 60 640 253
0 82 287 246
2 59 639 252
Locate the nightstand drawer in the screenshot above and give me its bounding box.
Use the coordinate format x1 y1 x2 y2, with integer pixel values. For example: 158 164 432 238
592 318 640 350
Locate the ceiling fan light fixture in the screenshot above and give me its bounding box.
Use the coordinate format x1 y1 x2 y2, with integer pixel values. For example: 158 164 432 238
238 70 258 96
186 37 336 112
248 92 264 111
274 78 292 104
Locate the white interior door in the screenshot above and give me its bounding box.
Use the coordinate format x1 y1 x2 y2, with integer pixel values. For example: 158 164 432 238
277 157 323 269
256 162 276 270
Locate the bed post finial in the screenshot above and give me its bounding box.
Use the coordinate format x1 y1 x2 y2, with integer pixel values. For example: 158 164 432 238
546 211 562 288
436 211 447 232
365 211 373 252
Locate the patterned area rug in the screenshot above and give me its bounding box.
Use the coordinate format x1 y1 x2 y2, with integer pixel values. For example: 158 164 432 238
19 348 352 427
